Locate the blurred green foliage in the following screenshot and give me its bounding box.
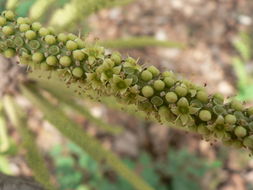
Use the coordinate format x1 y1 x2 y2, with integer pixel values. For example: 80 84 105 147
50 143 220 190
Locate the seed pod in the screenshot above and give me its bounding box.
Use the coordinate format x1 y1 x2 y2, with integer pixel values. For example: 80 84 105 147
234 126 247 138
72 67 84 78
243 135 253 149
59 56 72 67
19 24 30 32
165 92 178 103
57 33 68 43
163 77 175 87
153 80 165 91
32 22 42 31
0 16 6 26
73 50 85 61
247 107 253 116
141 70 153 81
141 86 154 98
4 10 15 20
199 110 211 121
177 97 189 107
39 27 50 36
3 48 15 58
151 96 163 106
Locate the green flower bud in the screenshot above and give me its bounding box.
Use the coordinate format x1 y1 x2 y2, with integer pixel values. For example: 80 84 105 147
32 52 44 62
141 86 154 98
230 99 243 111
162 71 173 77
17 17 26 24
48 45 60 55
225 114 236 125
3 48 15 58
46 56 58 66
165 92 178 103
45 35 56 45
0 16 6 26
68 33 77 40
199 110 211 121
153 80 165 91
111 52 122 65
2 26 14 35
28 40 40 50
73 50 85 61
247 107 253 116
213 93 224 104
147 65 160 77
196 90 208 103
66 40 78 51
243 135 253 149
141 70 153 81
175 85 188 97
59 56 72 67
25 30 37 40
32 22 42 31
72 67 84 78
19 24 30 32
4 10 15 20
234 126 247 138
163 77 175 87
39 27 50 36
57 33 68 43
177 97 189 107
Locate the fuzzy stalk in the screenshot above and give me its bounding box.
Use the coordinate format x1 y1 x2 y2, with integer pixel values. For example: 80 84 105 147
3 95 57 190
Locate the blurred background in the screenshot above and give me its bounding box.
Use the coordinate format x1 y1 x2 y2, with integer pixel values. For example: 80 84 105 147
2 0 253 190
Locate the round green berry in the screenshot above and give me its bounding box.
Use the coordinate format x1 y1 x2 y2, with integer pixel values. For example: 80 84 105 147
0 16 6 26
4 11 15 20
3 49 15 58
147 66 160 77
141 70 153 81
40 62 50 71
39 27 50 36
75 38 85 48
177 97 189 107
60 56 72 67
224 114 236 124
45 35 56 45
72 67 84 78
19 24 30 32
32 22 42 31
151 96 163 106
162 71 173 77
73 50 85 61
66 40 78 51
230 99 243 111
175 85 188 97
25 30 36 40
196 90 208 103
32 52 44 62
199 110 212 121
243 136 253 149
17 17 26 24
111 52 122 65
46 56 58 66
57 33 68 43
234 126 247 138
163 77 175 87
142 86 154 98
153 80 165 91
68 33 77 40
2 26 14 35
247 107 253 116
213 93 224 104
165 92 178 103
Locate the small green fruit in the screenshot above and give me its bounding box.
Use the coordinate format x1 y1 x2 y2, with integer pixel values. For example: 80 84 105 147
25 30 37 40
4 11 15 20
3 49 15 58
2 26 14 35
177 97 189 107
243 136 253 149
230 99 243 111
153 80 165 91
234 126 247 138
224 114 236 124
32 22 42 31
45 35 56 45
163 77 175 87
0 16 6 26
66 40 78 51
175 85 188 97
57 33 68 42
72 67 84 78
32 52 44 62
60 56 72 67
142 86 154 98
46 56 58 66
141 70 153 81
19 24 30 32
39 27 50 36
165 92 178 103
199 110 212 121
196 90 208 103
73 50 85 61
147 66 160 77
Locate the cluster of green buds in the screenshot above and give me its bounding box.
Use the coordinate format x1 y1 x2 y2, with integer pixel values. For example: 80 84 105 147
1 10 253 152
